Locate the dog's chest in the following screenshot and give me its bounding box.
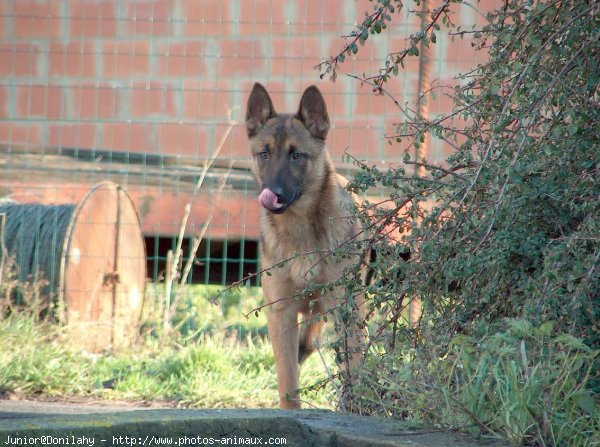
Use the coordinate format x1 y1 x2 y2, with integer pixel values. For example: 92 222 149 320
262 212 356 289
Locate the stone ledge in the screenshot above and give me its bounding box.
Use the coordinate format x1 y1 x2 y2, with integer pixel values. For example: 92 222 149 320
1 403 508 447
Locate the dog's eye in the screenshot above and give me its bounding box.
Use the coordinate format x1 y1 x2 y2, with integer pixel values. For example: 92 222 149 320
291 152 303 160
259 151 269 160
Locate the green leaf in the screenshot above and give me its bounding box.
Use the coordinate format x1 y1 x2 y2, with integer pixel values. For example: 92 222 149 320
552 126 563 138
506 319 534 337
360 29 368 45
555 334 591 351
533 321 554 337
571 390 596 415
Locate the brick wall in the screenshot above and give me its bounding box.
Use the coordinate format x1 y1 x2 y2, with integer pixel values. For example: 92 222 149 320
0 0 498 242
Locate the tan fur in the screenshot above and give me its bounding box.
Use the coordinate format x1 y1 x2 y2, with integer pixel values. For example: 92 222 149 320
246 83 365 409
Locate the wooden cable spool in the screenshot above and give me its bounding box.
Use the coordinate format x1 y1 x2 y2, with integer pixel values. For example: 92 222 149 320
1 181 146 351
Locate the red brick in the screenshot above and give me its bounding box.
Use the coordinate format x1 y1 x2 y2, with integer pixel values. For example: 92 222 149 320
102 41 150 79
182 84 233 120
0 123 42 149
457 1 498 27
295 0 344 34
182 0 230 36
217 39 263 77
13 0 63 38
0 86 9 119
48 42 97 78
124 0 174 36
354 84 388 117
328 120 383 162
382 72 410 101
347 51 381 74
70 85 120 120
101 123 153 153
0 44 39 77
237 0 289 35
300 55 326 80
386 7 420 35
68 1 117 37
429 92 455 117
126 188 260 239
16 85 64 120
129 82 178 118
48 123 97 149
0 2 8 38
270 38 321 77
428 138 456 165
384 73 420 105
219 122 248 160
156 42 205 78
155 123 207 157
444 35 481 74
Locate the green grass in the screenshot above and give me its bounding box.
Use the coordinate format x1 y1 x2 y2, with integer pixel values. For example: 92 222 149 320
146 284 269 340
0 285 334 408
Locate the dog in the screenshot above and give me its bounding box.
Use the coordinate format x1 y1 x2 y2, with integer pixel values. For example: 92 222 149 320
246 83 366 409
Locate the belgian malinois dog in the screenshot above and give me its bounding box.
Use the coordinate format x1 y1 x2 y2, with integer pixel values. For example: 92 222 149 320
246 83 365 409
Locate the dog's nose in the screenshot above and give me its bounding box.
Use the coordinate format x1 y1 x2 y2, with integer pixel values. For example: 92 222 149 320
271 187 284 203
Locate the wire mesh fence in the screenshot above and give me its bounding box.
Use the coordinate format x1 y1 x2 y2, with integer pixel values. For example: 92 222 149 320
0 1 496 334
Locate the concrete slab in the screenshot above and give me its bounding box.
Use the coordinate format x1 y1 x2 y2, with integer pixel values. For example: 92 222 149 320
0 399 148 416
0 400 508 447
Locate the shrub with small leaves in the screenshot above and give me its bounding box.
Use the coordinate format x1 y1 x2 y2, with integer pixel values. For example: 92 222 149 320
317 1 599 445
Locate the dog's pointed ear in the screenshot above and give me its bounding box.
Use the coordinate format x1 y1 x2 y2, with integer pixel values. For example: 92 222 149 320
246 83 276 138
296 86 330 140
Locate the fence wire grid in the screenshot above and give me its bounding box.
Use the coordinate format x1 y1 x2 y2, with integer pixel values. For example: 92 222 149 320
0 0 494 306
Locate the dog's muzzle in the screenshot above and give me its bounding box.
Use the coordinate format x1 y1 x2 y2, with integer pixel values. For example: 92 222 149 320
258 188 287 213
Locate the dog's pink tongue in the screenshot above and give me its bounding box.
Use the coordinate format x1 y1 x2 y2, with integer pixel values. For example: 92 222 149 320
258 188 283 210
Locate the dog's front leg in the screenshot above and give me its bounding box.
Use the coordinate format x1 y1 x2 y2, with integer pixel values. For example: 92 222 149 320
266 304 300 408
263 277 301 409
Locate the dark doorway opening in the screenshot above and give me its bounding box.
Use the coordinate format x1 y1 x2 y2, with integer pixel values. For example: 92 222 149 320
145 236 260 286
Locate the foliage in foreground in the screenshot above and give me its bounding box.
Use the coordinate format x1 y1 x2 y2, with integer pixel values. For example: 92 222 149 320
359 319 599 446
318 1 599 445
